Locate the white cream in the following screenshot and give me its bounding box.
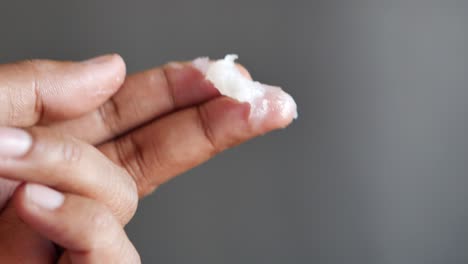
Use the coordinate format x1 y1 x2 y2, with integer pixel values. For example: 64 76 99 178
193 54 298 125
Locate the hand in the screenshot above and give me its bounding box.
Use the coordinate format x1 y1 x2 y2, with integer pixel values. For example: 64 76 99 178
54 60 294 197
0 54 126 207
0 54 294 262
0 54 292 202
0 126 140 263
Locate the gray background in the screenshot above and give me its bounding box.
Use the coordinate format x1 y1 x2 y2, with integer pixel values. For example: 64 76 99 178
1 1 468 263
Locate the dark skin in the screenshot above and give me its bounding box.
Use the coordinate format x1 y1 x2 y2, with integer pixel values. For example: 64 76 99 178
0 54 294 263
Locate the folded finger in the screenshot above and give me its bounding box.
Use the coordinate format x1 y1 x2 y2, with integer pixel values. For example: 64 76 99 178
0 127 137 223
12 184 140 264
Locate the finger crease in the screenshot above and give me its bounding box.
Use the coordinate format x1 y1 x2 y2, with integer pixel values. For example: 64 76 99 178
33 79 44 122
114 136 154 196
98 96 120 136
162 66 177 109
25 59 44 124
196 105 217 154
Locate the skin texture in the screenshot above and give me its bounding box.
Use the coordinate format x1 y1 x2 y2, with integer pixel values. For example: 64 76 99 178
13 183 141 263
0 54 295 262
0 54 126 207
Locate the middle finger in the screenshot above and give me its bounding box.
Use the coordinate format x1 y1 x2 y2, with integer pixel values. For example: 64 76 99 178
50 61 251 145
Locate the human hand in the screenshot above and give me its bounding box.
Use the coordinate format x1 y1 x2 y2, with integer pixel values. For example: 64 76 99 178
0 54 126 207
52 59 296 197
0 54 294 202
0 126 140 263
0 54 295 262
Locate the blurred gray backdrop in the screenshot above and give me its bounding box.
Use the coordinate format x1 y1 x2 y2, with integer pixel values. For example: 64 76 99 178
1 1 468 263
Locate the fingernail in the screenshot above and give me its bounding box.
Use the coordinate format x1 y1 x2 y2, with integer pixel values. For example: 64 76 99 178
26 184 64 210
0 127 32 158
81 54 114 65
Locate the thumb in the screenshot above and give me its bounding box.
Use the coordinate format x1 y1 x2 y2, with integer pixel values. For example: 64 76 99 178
0 54 126 127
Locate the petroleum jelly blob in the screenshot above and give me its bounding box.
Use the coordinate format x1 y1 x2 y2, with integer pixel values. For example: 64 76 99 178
193 54 298 125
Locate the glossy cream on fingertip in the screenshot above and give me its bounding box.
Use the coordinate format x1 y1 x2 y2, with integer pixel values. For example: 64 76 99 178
192 54 298 127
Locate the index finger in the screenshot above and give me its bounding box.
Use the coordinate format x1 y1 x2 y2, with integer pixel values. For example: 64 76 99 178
50 61 251 145
0 54 125 127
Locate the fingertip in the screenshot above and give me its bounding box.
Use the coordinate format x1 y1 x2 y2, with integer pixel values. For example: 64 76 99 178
108 53 127 87
246 85 297 132
25 184 65 211
13 183 65 220
202 91 296 142
82 53 127 95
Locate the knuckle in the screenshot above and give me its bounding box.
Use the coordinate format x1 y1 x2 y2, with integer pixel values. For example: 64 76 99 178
27 127 83 166
60 137 82 163
85 206 118 249
11 59 68 126
4 60 44 126
114 136 159 197
90 207 114 231
124 179 139 218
